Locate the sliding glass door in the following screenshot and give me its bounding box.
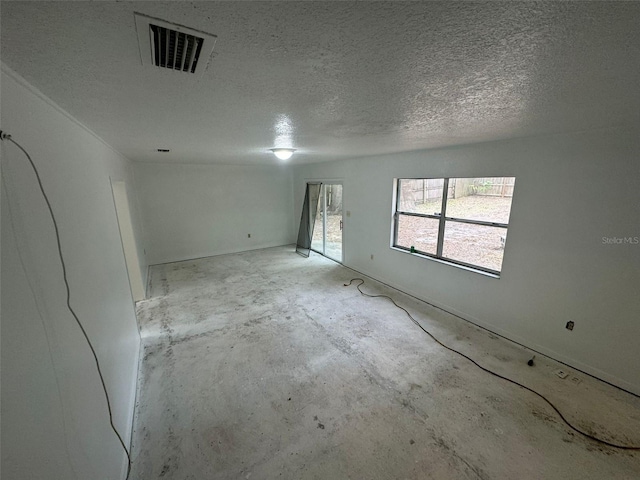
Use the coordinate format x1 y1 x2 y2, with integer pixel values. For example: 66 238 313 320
311 184 343 262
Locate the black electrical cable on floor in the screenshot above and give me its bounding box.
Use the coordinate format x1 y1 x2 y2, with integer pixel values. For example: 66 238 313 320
344 278 640 451
1 131 133 478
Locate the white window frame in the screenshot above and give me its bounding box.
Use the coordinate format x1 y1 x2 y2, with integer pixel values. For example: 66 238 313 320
392 177 513 277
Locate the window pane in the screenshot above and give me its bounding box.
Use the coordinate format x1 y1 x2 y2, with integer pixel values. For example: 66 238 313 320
396 214 439 255
442 221 507 272
398 179 445 215
445 177 515 224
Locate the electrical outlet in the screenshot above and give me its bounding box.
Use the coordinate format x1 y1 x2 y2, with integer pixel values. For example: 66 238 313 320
370 254 374 260
554 369 569 379
248 233 251 238
566 321 574 331
570 376 582 385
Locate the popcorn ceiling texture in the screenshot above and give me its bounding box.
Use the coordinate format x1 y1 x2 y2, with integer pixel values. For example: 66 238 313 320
2 1 640 164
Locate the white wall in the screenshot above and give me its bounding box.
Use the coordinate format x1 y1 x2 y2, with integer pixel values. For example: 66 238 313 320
1 67 143 479
134 162 295 265
293 127 640 395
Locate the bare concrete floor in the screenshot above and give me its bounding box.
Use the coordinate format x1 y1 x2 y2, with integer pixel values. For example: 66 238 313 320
132 246 640 479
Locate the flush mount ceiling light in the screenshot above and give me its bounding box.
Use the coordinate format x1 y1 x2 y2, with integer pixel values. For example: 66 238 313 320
270 148 296 160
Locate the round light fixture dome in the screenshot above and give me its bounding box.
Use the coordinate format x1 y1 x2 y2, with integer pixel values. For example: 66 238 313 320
270 148 296 160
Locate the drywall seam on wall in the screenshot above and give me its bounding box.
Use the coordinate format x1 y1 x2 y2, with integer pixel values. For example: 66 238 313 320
0 177 81 476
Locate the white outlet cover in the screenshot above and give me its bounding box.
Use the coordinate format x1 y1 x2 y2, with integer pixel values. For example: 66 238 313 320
554 369 569 379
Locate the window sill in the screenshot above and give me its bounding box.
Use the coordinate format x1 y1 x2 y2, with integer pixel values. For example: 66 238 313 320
390 246 501 279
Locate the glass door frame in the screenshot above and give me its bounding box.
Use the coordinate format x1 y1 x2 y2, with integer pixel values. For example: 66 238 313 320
310 181 344 263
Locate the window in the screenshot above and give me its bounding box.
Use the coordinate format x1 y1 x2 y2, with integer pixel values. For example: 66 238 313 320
393 177 516 275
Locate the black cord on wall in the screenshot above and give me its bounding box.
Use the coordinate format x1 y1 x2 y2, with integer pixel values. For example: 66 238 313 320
344 278 640 451
1 131 132 479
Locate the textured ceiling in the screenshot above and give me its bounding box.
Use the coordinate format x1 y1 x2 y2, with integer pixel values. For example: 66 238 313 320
2 1 640 165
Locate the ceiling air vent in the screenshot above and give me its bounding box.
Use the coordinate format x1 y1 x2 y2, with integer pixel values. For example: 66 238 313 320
134 12 217 75
150 24 203 73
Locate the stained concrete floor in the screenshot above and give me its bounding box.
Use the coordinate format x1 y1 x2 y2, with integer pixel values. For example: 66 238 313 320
131 246 640 479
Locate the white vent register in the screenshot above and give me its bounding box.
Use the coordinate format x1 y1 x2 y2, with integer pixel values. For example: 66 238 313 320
134 12 217 74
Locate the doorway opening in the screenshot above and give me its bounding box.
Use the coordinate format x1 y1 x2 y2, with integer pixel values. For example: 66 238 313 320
111 180 145 302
